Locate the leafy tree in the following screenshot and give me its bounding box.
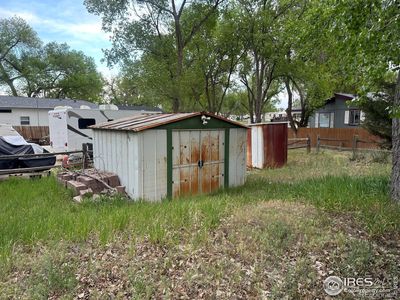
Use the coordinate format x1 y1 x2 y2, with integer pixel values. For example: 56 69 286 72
0 17 104 101
277 0 353 132
23 42 104 101
308 0 399 201
0 17 41 96
234 0 301 123
354 75 396 148
187 6 244 113
108 58 173 109
85 0 225 111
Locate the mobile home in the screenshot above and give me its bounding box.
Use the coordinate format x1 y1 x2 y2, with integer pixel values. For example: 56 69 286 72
48 106 160 151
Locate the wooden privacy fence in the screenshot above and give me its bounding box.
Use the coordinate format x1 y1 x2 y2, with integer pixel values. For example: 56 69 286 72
13 126 49 143
289 128 383 149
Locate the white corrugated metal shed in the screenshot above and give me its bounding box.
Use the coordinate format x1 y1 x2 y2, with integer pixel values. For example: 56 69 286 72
91 112 248 201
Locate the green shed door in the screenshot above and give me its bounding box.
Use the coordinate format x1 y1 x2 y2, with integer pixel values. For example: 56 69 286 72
172 130 225 198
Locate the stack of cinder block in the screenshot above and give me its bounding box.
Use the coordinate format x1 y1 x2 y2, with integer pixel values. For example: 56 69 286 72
57 169 126 202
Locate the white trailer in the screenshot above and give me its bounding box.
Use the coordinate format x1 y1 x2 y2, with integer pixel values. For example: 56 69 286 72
48 107 159 152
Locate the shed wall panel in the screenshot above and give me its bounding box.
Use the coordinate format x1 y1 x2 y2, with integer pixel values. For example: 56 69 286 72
140 130 167 201
93 130 140 199
251 126 263 168
229 128 247 187
128 132 140 199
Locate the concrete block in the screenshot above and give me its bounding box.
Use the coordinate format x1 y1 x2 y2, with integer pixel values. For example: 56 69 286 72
80 188 93 197
77 176 96 186
67 180 87 196
61 174 73 181
106 175 120 188
56 177 67 188
73 195 82 203
116 186 126 195
90 182 106 193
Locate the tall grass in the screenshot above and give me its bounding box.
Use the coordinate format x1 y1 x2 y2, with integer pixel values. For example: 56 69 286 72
0 150 398 265
0 176 230 262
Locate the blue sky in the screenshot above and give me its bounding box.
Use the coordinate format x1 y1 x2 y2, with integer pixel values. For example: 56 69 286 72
0 0 114 77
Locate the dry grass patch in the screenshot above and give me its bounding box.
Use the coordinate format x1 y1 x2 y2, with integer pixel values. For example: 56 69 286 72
3 200 397 299
250 150 391 184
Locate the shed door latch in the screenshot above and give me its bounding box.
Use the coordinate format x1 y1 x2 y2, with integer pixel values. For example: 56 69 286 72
198 160 204 168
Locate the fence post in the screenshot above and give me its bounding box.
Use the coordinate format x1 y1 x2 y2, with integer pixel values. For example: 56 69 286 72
352 135 358 159
82 143 88 170
306 135 311 153
316 135 320 153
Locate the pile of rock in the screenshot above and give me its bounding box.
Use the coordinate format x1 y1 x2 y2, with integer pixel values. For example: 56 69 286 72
57 169 126 202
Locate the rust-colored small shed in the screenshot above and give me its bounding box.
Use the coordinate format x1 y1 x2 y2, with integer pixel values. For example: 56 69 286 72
247 122 288 168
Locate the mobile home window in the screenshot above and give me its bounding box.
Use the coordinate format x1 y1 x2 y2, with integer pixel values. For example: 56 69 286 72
20 116 30 125
0 109 12 113
319 113 330 128
78 118 96 129
349 110 361 125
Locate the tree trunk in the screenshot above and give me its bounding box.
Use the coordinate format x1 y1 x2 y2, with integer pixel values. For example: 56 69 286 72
0 63 18 96
172 97 180 112
285 77 297 133
391 71 400 202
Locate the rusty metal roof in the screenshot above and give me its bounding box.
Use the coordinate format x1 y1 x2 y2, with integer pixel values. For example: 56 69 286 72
90 112 247 132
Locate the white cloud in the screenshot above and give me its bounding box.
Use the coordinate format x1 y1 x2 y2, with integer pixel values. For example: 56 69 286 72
0 6 113 75
0 7 40 23
0 7 109 42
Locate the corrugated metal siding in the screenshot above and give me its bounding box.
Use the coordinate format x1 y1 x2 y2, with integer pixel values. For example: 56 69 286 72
250 126 264 168
140 130 167 201
247 123 288 168
128 132 140 199
93 130 141 199
93 129 167 201
263 123 287 168
229 128 247 187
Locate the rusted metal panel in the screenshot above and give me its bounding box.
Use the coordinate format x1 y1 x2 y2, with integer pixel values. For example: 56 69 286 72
247 123 288 169
246 128 252 168
263 123 287 168
172 129 224 198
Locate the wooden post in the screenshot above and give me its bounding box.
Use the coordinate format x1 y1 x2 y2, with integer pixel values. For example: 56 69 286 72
352 135 358 159
306 135 311 153
317 135 320 153
82 143 88 170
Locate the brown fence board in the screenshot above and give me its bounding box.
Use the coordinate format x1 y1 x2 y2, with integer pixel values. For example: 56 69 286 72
288 128 383 149
13 126 49 141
